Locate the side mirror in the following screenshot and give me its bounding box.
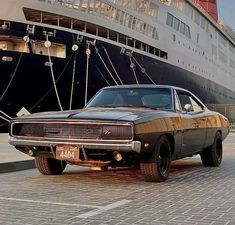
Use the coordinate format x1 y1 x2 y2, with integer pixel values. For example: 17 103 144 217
184 104 193 112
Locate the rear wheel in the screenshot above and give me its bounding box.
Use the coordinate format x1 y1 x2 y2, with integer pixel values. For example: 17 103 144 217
140 135 171 182
35 157 67 175
200 132 223 167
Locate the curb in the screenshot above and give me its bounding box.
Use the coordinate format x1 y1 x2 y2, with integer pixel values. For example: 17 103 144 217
0 160 36 173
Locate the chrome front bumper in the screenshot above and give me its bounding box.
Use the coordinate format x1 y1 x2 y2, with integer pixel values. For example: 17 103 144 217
9 136 141 153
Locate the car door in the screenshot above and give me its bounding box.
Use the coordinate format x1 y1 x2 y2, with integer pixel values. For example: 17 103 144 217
176 91 207 156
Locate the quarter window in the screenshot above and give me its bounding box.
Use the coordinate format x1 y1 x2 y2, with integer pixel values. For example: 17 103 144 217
177 92 204 112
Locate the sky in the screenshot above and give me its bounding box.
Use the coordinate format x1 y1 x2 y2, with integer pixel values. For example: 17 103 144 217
217 0 235 30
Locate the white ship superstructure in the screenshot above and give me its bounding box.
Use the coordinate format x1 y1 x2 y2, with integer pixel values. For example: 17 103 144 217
0 0 235 129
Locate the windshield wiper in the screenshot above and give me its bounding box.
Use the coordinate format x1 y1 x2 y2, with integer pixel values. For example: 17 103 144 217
119 105 158 110
90 105 117 108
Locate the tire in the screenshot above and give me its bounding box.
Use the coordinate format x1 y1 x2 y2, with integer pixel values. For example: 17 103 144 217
100 165 108 171
35 157 67 175
200 132 223 167
140 135 171 182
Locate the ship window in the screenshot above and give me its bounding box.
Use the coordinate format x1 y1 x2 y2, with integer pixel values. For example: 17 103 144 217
206 22 209 32
147 25 153 37
179 22 185 35
173 17 180 31
166 13 174 27
0 42 7 50
166 13 191 39
124 14 132 28
197 33 200 43
119 11 125 24
201 17 205 29
185 25 191 39
0 21 10 30
152 27 158 40
194 11 200 25
149 3 157 17
114 9 121 21
160 51 168 59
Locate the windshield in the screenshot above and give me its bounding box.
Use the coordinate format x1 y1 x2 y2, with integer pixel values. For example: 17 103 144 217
86 87 173 110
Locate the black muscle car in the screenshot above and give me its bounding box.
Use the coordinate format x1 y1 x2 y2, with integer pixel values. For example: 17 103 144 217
9 85 230 182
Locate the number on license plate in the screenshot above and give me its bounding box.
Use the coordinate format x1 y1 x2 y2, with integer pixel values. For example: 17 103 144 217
56 145 79 161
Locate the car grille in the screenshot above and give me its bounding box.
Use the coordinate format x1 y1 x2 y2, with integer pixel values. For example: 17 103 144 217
13 122 133 140
44 124 102 139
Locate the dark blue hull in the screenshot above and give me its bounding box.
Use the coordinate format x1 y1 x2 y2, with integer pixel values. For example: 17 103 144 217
0 21 235 130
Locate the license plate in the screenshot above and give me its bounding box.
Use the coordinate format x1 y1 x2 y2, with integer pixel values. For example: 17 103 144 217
56 145 79 161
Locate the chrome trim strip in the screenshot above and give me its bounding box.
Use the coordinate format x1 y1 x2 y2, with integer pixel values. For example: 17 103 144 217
9 137 141 153
11 120 133 125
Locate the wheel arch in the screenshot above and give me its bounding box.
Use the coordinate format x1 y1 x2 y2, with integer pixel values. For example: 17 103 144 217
160 133 175 156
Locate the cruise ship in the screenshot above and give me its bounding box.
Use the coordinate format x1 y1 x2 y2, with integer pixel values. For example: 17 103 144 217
0 0 235 129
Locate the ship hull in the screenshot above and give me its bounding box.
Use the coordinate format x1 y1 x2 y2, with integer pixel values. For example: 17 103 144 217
0 20 235 130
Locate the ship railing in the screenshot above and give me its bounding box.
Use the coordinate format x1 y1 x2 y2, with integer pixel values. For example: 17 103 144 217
39 0 159 42
31 1 168 60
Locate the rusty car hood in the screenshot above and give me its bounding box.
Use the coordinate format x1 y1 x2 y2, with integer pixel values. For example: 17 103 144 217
15 107 169 123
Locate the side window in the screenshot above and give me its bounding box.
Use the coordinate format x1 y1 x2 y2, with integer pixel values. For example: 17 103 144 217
177 92 203 112
175 94 181 111
190 97 203 112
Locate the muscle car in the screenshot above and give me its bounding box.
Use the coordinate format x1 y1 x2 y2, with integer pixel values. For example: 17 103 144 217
9 85 230 182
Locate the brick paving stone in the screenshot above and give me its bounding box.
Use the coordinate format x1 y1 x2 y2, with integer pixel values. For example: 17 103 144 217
0 134 234 224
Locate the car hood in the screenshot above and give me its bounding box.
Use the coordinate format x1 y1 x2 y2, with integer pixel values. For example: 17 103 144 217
15 107 168 123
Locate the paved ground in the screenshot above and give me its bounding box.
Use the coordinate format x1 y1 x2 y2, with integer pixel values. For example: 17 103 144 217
0 134 234 225
0 134 35 173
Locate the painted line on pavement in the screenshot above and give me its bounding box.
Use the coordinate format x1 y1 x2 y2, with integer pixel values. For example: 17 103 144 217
76 199 132 218
0 197 102 209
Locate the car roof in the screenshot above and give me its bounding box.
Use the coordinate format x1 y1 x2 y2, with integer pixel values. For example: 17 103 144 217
102 84 189 93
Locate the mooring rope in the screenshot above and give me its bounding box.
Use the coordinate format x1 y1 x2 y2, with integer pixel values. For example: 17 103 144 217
102 46 123 85
131 55 157 85
0 52 23 102
45 36 63 111
69 44 78 110
95 65 111 86
0 110 12 122
29 51 74 111
85 43 91 105
95 47 119 85
129 56 139 84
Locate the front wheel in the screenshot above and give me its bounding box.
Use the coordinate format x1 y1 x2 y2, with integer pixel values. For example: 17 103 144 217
35 157 67 175
140 135 171 182
200 132 223 167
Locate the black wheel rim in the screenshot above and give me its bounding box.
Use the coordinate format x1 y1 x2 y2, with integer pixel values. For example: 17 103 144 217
216 139 222 162
158 142 170 174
